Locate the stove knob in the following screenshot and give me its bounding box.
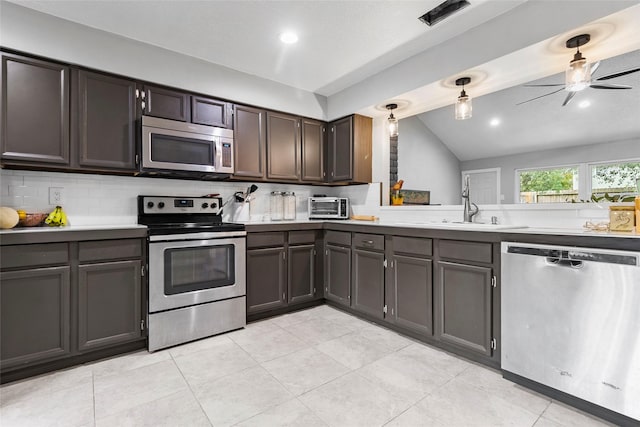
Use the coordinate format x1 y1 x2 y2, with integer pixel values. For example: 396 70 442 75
147 202 154 209
158 202 165 209
210 202 217 209
201 202 209 209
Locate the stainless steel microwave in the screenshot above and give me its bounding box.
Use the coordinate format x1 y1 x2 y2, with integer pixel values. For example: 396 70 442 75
141 116 234 175
308 197 349 219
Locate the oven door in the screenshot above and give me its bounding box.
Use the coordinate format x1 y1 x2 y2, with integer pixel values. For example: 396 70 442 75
148 236 246 313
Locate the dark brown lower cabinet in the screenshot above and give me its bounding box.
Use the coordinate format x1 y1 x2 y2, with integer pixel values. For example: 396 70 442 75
324 244 351 306
0 235 146 380
437 261 493 356
247 247 287 313
352 248 385 319
389 254 433 335
288 244 316 304
78 260 142 351
246 231 321 315
0 266 71 370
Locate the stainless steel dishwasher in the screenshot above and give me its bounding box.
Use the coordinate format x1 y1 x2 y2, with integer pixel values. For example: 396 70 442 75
501 242 640 423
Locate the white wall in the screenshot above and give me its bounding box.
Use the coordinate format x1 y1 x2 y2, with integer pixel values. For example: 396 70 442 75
0 2 326 120
397 116 461 205
461 138 640 203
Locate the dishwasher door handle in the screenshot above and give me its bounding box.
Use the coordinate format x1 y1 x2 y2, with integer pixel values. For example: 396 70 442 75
545 257 584 269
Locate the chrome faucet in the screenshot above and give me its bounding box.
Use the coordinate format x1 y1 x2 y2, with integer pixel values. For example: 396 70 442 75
462 175 479 223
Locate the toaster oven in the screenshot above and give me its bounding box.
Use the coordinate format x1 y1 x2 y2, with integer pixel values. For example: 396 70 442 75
308 197 349 219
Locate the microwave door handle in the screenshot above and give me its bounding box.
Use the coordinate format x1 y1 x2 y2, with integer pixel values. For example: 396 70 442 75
213 137 220 170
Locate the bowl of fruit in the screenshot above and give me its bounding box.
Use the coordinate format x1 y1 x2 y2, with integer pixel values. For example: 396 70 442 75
18 211 49 227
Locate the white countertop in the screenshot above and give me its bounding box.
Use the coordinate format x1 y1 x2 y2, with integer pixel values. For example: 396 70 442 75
0 224 147 234
2 221 638 240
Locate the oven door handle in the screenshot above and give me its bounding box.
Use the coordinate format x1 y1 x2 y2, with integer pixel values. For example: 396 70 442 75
149 231 247 242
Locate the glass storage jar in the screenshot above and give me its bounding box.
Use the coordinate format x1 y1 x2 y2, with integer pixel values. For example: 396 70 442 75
283 191 296 220
270 191 284 221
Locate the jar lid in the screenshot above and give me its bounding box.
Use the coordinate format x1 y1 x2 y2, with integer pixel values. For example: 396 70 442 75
609 205 634 211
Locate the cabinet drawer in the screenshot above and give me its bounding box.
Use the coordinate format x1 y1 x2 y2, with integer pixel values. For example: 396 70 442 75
1 243 69 269
438 240 492 264
79 239 142 263
353 233 384 251
289 230 317 245
392 236 432 257
325 230 351 247
247 232 286 249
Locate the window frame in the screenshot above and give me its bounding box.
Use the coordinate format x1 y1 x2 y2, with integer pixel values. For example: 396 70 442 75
515 158 640 204
515 163 582 204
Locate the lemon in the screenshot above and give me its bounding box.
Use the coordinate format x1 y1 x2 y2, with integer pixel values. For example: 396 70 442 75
17 209 27 220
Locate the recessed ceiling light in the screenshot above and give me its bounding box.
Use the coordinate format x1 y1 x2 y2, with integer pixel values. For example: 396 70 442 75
489 118 501 127
578 100 591 108
279 31 298 44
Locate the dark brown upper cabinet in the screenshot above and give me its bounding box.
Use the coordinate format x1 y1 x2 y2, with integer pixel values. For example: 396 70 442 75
1 52 70 166
266 111 300 181
73 69 139 171
327 114 372 183
191 95 233 128
233 105 267 180
328 116 352 182
144 85 190 122
301 119 325 182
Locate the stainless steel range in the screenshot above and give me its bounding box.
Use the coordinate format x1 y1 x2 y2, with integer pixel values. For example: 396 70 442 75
138 195 246 351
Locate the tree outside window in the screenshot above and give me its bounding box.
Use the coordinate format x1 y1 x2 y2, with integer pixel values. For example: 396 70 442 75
518 167 579 203
591 162 640 198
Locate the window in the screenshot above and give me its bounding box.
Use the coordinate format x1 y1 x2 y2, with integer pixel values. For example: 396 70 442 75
516 159 640 204
590 161 640 201
517 166 579 203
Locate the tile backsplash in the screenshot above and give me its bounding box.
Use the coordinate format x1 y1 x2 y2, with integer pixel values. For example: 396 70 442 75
0 169 378 225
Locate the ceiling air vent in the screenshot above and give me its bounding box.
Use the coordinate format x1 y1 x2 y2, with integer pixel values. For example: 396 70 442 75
419 0 470 26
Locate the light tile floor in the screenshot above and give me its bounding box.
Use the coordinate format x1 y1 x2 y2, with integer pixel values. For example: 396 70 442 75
0 305 613 427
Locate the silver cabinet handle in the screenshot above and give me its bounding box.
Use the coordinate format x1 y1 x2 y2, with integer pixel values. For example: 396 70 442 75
363 240 374 245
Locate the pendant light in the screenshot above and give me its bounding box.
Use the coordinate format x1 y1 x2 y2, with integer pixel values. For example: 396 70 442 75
565 34 591 92
386 103 399 137
454 77 472 120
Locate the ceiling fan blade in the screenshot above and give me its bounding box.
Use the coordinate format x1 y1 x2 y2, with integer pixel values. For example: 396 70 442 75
562 91 577 107
590 61 601 76
517 88 565 105
523 83 565 87
595 67 640 81
590 83 632 89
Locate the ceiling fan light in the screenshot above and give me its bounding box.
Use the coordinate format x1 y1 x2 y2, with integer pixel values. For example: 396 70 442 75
455 92 472 120
565 55 591 92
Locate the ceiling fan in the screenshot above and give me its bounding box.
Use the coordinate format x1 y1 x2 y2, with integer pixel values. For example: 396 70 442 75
518 34 640 106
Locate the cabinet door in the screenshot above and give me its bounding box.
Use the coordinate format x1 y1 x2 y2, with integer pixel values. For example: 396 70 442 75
78 260 142 351
233 105 266 179
328 116 353 182
352 248 385 319
301 119 325 182
324 244 351 306
0 266 71 369
288 244 315 305
1 53 70 165
75 70 138 170
267 112 300 180
247 247 287 313
390 254 433 335
437 261 492 356
144 85 190 121
192 96 232 128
